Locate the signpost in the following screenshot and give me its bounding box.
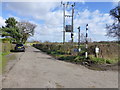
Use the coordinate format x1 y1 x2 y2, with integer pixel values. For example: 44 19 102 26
85 24 88 59
78 26 81 52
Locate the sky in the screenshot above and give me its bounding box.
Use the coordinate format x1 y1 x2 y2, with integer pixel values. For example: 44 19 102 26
0 0 119 42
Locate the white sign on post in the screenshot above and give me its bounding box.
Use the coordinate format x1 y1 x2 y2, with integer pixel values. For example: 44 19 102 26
95 47 99 53
78 48 81 52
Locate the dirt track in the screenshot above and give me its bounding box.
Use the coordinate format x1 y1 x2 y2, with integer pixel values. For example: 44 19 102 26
2 46 118 88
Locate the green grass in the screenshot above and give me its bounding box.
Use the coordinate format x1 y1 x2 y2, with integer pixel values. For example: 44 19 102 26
1 51 16 73
0 53 2 74
0 41 15 74
2 52 11 66
0 51 10 74
89 55 118 64
58 55 76 61
0 39 13 73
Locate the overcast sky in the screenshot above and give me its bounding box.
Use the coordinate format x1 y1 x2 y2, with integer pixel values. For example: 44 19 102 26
0 0 119 42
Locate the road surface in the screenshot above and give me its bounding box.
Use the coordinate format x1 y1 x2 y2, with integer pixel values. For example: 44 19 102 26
2 46 118 88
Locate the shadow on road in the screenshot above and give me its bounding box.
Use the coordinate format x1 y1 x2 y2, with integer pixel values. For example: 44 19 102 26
10 50 24 53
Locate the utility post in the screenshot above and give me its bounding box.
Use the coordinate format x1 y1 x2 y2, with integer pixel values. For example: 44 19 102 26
61 2 66 44
118 1 120 22
85 24 88 59
63 3 65 44
78 26 80 50
71 3 75 44
61 2 75 44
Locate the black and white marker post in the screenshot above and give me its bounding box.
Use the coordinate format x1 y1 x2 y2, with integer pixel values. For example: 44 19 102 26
85 24 88 59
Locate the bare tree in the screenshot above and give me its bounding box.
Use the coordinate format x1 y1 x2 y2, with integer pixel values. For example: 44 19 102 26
17 21 36 43
80 33 86 43
106 2 120 39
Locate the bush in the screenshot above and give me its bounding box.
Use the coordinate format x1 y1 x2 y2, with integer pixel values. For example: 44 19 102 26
88 43 119 60
33 43 74 55
33 43 119 65
58 55 76 61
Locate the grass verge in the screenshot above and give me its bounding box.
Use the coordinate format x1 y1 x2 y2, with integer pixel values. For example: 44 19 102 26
0 51 16 73
0 52 10 74
33 44 119 71
89 55 118 64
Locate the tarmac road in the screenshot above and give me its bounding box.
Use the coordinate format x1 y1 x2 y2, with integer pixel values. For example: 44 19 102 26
2 46 118 88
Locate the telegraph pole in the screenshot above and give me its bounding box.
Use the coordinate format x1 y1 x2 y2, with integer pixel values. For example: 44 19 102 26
118 1 120 22
71 3 75 43
85 24 88 59
61 2 66 44
63 3 65 44
61 2 75 44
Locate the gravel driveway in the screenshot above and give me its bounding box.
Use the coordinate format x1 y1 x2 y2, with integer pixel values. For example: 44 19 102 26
2 46 118 88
